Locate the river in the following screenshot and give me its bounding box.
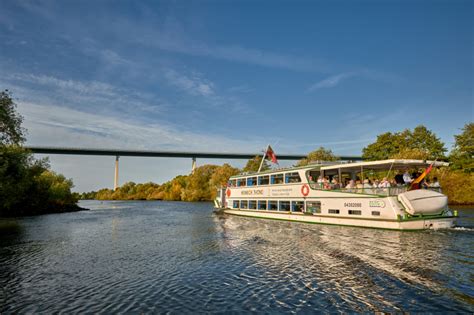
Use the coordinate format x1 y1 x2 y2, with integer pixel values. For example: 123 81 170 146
0 200 473 313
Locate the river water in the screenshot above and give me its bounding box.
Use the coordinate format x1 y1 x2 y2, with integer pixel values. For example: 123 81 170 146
0 201 473 313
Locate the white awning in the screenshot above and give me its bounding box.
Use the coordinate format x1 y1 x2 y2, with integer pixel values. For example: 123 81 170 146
320 159 449 172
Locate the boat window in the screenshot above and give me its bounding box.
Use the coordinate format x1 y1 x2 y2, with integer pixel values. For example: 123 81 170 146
237 178 246 187
292 201 304 212
328 209 340 214
258 200 267 210
371 211 380 216
306 201 321 213
306 170 320 183
249 200 257 209
268 201 278 210
233 200 239 208
348 210 362 215
271 174 284 184
247 177 257 186
279 201 290 211
258 175 269 185
240 200 248 209
285 172 301 183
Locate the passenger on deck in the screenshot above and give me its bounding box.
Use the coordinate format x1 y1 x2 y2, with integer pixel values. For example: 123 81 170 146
345 179 355 190
363 179 372 188
331 178 341 190
395 170 404 185
317 176 324 188
430 177 440 188
322 177 331 189
403 170 413 184
373 179 380 188
380 177 391 188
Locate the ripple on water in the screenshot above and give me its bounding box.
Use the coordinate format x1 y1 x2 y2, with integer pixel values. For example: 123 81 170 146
0 201 473 313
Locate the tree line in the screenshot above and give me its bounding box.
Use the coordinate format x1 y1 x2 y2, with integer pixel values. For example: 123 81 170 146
83 123 473 205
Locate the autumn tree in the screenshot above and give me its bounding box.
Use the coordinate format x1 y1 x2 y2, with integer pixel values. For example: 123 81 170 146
209 163 240 188
449 123 473 172
362 125 446 160
243 155 269 172
296 147 338 166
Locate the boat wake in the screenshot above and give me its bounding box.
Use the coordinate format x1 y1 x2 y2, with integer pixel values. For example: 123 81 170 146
452 226 474 232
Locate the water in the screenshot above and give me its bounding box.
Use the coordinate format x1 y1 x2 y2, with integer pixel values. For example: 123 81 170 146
0 201 473 313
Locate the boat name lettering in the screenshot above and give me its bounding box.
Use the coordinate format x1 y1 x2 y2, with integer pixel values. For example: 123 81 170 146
369 200 386 208
271 188 293 197
241 189 264 196
344 202 362 207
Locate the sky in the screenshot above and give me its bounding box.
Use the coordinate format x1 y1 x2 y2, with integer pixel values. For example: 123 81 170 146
1 0 472 192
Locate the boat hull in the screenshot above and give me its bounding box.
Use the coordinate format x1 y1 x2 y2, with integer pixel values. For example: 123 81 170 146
223 209 456 231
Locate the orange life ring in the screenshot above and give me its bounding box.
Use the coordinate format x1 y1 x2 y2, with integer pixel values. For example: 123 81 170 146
226 188 231 197
301 184 310 196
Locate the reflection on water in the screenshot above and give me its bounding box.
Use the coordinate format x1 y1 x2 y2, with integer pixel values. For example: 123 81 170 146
0 201 473 313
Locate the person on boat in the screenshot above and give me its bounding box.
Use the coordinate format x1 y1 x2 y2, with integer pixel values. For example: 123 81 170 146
380 177 391 188
403 170 413 184
322 177 331 189
395 170 404 185
345 179 355 191
317 176 324 188
331 178 341 190
373 179 380 188
430 177 440 188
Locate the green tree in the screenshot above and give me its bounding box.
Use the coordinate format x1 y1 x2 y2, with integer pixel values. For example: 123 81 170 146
362 125 447 160
243 155 269 172
0 90 25 145
297 147 338 166
449 123 474 172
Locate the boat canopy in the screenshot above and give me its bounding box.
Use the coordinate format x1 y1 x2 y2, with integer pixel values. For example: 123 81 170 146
320 159 449 172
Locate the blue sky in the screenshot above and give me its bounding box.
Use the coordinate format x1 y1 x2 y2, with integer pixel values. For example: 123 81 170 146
1 0 472 192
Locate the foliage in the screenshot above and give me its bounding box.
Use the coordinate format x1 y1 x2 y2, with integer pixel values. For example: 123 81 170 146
391 148 430 160
433 169 474 205
362 125 447 160
0 90 25 145
449 123 474 173
0 91 80 216
90 163 239 202
243 155 269 172
297 147 338 166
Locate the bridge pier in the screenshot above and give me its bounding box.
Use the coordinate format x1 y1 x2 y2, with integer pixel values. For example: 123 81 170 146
114 156 119 190
192 157 196 174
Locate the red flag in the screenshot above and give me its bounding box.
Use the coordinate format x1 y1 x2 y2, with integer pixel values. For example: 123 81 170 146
410 163 434 190
266 145 278 164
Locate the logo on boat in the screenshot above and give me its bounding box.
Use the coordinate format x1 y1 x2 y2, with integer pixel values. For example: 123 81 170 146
369 200 386 208
241 189 264 196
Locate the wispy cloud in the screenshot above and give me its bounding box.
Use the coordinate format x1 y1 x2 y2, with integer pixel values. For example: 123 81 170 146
1 72 167 117
307 72 357 91
164 69 215 97
18 101 264 152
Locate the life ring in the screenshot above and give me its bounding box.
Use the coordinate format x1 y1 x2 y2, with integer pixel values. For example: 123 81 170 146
226 188 231 197
301 184 310 197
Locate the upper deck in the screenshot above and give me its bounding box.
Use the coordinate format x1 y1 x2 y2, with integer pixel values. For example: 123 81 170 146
227 159 448 197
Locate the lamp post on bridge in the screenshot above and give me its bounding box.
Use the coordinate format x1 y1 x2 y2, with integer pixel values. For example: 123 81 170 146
114 156 119 190
192 157 196 174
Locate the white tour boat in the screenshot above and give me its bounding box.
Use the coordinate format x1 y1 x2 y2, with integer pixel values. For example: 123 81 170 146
214 159 457 231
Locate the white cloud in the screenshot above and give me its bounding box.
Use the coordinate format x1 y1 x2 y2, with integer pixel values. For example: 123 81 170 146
164 69 215 97
307 72 357 91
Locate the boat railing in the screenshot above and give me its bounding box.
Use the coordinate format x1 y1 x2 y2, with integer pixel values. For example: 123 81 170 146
308 183 442 196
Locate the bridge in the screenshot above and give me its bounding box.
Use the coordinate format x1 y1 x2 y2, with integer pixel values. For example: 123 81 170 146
26 146 363 190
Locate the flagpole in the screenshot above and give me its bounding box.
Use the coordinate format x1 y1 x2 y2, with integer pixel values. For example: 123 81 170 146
258 144 269 173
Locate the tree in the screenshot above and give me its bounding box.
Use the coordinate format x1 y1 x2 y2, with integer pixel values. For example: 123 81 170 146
296 147 338 166
449 123 474 172
0 90 25 145
362 125 447 160
243 155 269 172
210 163 240 189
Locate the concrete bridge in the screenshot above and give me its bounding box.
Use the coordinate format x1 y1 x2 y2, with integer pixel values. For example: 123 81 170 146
26 146 363 190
